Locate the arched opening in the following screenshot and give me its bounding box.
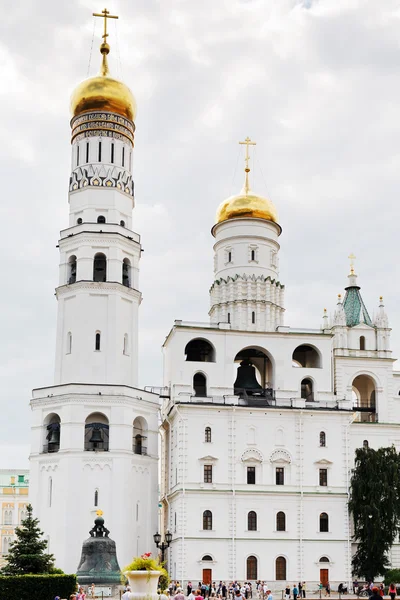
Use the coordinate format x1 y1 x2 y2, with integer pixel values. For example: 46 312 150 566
234 347 274 401
319 556 330 563
202 555 213 562
94 489 99 507
93 253 107 282
246 555 258 580
68 255 77 284
77 217 83 224
319 512 329 532
85 412 109 452
292 345 321 368
301 378 314 401
248 511 257 531
95 332 101 351
319 431 326 447
276 511 286 531
205 427 211 443
123 333 129 355
66 332 72 354
2 537 11 554
4 510 12 525
352 374 377 423
120 220 125 227
360 336 366 350
48 477 53 507
133 416 148 455
97 215 106 224
185 339 215 362
122 258 131 287
193 373 207 397
43 413 61 454
203 510 212 530
275 556 287 580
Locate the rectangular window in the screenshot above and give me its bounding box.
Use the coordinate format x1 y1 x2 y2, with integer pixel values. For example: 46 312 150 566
111 143 114 164
204 464 213 483
228 251 232 262
122 146 125 167
76 145 80 167
247 466 256 484
252 311 255 324
276 467 284 485
86 141 89 163
227 312 231 324
251 249 255 261
319 468 328 486
98 141 102 162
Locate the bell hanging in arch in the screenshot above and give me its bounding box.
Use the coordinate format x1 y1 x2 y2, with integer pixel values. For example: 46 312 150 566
234 359 262 394
89 427 103 444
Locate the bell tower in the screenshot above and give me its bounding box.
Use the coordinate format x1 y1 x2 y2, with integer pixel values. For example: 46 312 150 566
29 10 159 574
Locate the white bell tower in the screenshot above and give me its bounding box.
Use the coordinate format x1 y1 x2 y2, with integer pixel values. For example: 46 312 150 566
29 11 159 574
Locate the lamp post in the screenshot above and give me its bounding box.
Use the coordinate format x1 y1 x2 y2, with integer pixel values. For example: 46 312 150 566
153 530 172 564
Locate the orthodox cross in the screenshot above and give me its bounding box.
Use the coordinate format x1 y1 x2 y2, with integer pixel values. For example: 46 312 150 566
93 8 119 44
239 137 256 193
348 252 356 274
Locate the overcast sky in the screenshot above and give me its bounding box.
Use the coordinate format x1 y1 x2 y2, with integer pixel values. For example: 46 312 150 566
1 0 400 464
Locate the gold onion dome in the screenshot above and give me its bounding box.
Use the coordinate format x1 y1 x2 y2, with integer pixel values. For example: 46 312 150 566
70 41 137 122
216 188 278 224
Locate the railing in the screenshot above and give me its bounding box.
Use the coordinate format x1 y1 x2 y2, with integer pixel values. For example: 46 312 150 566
134 445 147 455
42 443 60 454
84 441 109 452
352 399 376 412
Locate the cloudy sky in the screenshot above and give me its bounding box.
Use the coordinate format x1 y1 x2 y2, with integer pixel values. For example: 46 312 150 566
1 0 400 465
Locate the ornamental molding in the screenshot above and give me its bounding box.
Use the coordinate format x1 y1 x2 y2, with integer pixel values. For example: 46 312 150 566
40 462 59 472
132 464 149 474
210 300 285 309
211 273 284 290
71 111 135 146
83 457 112 470
31 395 160 409
241 448 263 463
198 455 219 463
314 458 333 465
59 232 140 250
56 280 142 301
269 449 292 464
69 164 133 197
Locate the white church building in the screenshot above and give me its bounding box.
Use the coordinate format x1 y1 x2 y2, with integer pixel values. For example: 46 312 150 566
27 9 400 588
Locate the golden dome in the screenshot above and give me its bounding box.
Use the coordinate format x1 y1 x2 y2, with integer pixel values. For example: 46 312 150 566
216 190 279 225
70 42 136 122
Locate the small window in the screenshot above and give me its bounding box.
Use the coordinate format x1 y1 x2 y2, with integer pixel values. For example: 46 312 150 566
94 490 99 507
319 556 329 563
204 465 212 483
276 467 284 485
276 511 286 531
77 217 83 224
129 150 132 170
97 215 106 224
319 468 328 487
123 334 129 355
203 510 212 530
319 431 326 447
251 249 255 261
205 427 211 443
93 253 107 282
252 311 255 324
122 258 131 287
227 312 231 324
120 220 125 227
86 141 89 163
202 555 213 561
247 466 256 484
228 251 232 263
111 143 114 164
363 440 369 449
320 512 329 532
95 332 101 351
122 146 125 167
76 144 80 167
248 511 257 531
48 477 53 508
194 373 207 397
360 336 365 350
174 511 177 532
98 140 102 162
66 332 72 354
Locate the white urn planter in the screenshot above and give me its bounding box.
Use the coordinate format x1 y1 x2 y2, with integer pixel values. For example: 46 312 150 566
124 570 161 600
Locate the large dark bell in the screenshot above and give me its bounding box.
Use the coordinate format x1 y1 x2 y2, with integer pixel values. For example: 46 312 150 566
89 428 103 444
234 360 262 394
47 428 60 444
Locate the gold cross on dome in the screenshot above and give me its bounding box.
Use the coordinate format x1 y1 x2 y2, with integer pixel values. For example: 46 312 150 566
239 137 256 193
348 252 356 274
93 8 119 44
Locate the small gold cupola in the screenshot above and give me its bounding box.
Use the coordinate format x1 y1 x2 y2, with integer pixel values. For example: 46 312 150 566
70 8 137 122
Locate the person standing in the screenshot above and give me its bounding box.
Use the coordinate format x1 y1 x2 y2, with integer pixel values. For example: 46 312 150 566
293 584 299 600
298 583 303 599
188 589 196 600
302 583 306 599
196 589 205 600
222 583 227 599
285 585 290 600
389 584 396 600
187 582 193 597
175 588 185 600
266 590 273 600
324 583 330 598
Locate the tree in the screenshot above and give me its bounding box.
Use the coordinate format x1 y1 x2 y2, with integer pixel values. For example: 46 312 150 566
349 446 400 580
2 504 55 574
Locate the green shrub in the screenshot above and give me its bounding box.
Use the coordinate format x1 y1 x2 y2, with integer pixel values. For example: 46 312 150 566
384 569 400 585
0 573 76 600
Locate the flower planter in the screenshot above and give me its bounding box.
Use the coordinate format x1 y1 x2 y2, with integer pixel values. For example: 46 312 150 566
124 570 161 600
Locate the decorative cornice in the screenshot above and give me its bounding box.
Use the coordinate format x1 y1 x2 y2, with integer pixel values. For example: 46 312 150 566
270 449 292 464
241 448 264 463
55 280 142 301
70 111 135 146
69 164 133 197
210 273 284 292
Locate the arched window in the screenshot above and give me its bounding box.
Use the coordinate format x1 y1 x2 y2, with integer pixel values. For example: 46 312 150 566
205 427 211 443
76 144 80 167
248 511 257 531
120 220 125 227
44 413 61 454
319 556 330 563
86 141 89 163
95 332 101 351
203 510 212 531
97 215 106 224
122 146 125 167
319 512 329 532
68 255 77 284
111 142 114 164
363 440 369 449
360 336 365 350
77 217 83 224
4 510 12 525
246 556 258 580
276 511 286 531
185 339 215 362
133 416 148 455
98 140 102 162
93 253 107 282
227 312 231 324
193 373 207 397
202 555 213 561
2 537 10 555
122 258 131 287
94 489 99 507
85 412 109 452
320 431 326 447
252 311 255 324
275 556 287 580
292 345 321 368
66 332 72 354
48 477 53 507
301 378 314 401
123 334 129 355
